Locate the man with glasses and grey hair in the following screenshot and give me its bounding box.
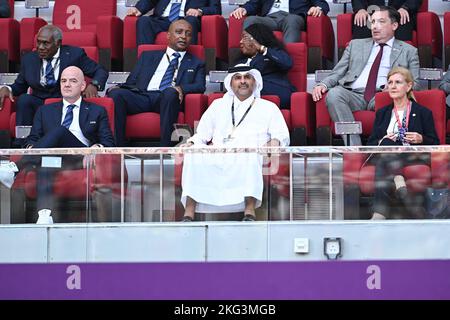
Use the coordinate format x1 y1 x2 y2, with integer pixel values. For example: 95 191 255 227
0 25 108 148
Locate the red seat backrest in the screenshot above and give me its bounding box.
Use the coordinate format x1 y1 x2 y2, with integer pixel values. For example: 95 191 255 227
44 97 115 132
418 0 427 12
285 43 307 92
137 44 205 61
52 0 116 32
7 0 14 17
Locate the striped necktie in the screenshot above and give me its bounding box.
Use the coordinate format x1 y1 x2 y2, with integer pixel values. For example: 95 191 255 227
62 104 75 128
45 58 56 87
159 52 181 91
168 1 182 22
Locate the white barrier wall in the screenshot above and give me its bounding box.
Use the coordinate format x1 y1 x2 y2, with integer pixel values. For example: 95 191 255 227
1 221 450 263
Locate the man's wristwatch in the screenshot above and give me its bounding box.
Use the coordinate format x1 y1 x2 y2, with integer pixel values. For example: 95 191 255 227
91 79 101 91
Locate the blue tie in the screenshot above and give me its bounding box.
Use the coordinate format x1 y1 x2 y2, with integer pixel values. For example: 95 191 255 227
168 1 182 22
62 104 75 129
159 52 181 91
45 58 56 87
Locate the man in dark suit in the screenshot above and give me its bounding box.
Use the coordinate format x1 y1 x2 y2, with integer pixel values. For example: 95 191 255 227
0 66 115 219
107 19 206 147
0 25 108 147
351 0 421 41
127 0 221 45
231 0 329 43
0 0 10 18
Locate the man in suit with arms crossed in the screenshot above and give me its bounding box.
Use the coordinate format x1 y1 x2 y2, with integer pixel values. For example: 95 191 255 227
0 25 108 146
0 66 115 221
312 6 419 146
107 19 206 147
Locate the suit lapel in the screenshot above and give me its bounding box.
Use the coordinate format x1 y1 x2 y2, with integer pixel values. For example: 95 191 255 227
55 103 64 126
390 40 402 67
58 47 70 80
176 52 191 83
362 39 372 67
79 100 89 132
408 101 418 131
32 53 44 85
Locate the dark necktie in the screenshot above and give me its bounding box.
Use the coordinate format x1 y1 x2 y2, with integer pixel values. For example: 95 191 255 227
364 43 386 102
45 58 56 87
62 104 75 129
159 52 181 91
168 1 182 22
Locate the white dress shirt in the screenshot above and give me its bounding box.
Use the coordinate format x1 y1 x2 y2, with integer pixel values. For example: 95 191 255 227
352 37 394 90
162 0 187 17
147 47 187 91
268 0 290 15
386 109 404 136
62 97 90 146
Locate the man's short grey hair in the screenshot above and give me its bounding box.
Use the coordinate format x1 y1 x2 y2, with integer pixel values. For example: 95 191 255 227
39 25 63 43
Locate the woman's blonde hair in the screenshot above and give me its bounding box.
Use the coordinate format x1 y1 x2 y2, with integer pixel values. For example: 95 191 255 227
387 66 416 101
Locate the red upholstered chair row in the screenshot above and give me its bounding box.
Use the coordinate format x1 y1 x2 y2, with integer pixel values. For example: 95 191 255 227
228 14 334 73
342 89 447 220
123 15 228 72
20 0 123 71
337 0 443 68
0 0 19 72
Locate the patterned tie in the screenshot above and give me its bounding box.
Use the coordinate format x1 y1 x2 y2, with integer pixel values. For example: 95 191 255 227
364 43 386 102
45 58 56 87
159 52 181 91
168 1 182 22
62 104 75 129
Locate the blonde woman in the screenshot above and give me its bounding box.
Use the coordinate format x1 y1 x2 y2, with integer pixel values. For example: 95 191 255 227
367 66 439 219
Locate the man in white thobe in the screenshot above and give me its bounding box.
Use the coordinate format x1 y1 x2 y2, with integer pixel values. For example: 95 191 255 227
180 65 290 221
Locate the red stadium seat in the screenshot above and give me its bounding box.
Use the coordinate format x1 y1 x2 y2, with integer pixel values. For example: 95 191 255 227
315 92 376 145
444 12 450 69
342 90 447 220
228 14 334 73
124 44 207 145
123 15 228 72
20 0 123 70
0 0 19 72
336 0 442 67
